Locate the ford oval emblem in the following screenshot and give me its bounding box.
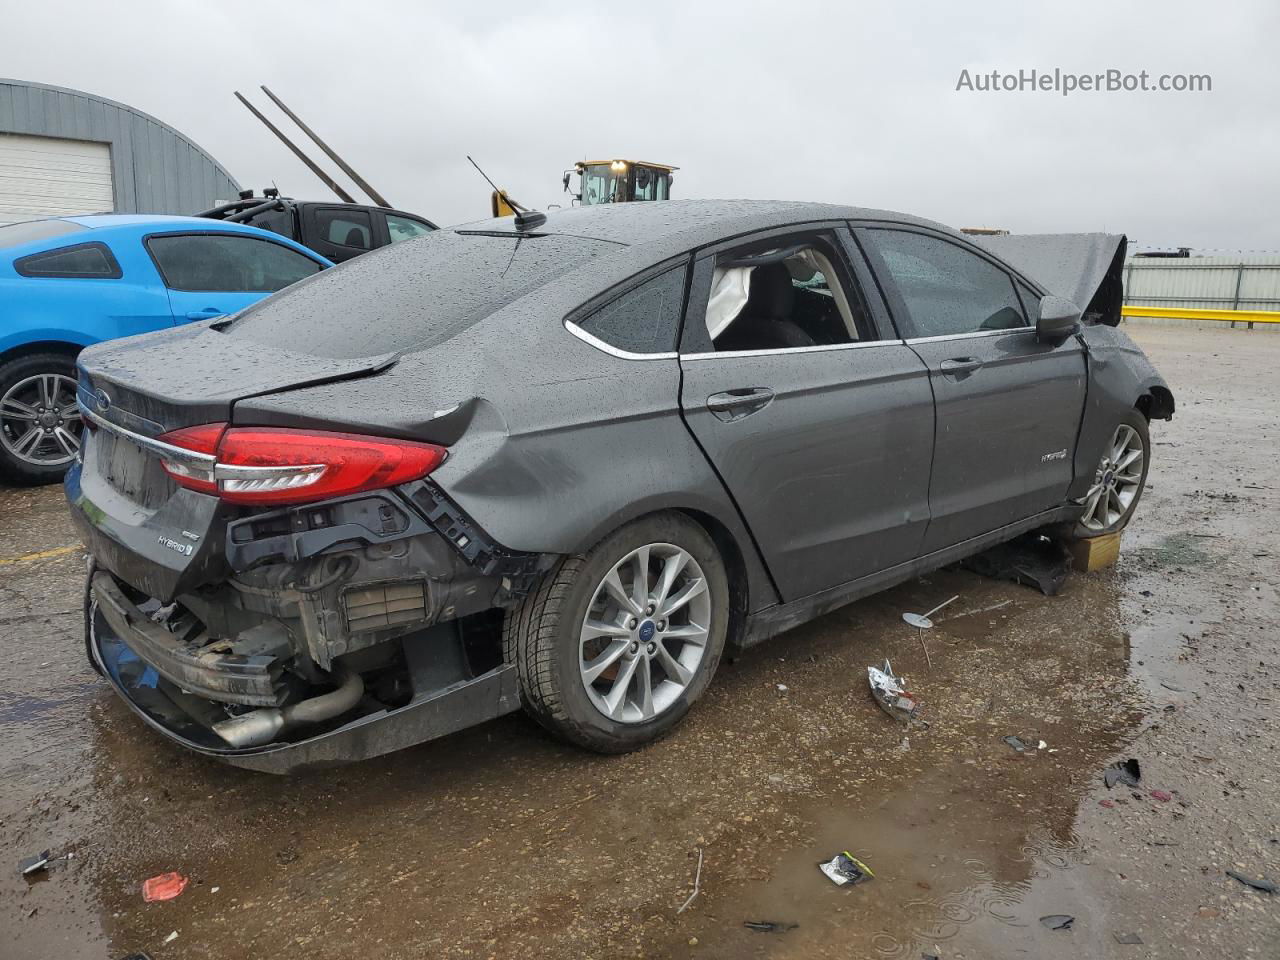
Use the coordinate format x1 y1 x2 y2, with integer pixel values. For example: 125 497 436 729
93 388 111 412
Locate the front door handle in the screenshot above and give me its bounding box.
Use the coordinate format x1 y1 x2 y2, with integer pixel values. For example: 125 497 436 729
186 308 225 321
938 356 984 379
707 387 774 422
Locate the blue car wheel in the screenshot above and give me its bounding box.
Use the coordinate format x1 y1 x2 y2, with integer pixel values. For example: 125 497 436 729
0 353 82 484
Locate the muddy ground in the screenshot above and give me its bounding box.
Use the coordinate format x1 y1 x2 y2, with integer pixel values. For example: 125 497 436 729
1 325 1276 959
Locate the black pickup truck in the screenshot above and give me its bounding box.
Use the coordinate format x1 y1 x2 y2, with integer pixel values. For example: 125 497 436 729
199 190 437 264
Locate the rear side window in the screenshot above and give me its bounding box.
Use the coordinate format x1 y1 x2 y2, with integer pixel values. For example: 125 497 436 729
147 234 323 293
15 242 121 279
574 265 686 354
865 230 1027 337
316 209 373 250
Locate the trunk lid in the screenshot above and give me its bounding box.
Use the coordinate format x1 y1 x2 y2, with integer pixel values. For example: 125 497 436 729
70 324 395 600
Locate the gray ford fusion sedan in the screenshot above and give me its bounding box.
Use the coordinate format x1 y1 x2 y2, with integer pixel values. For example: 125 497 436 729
66 199 1173 772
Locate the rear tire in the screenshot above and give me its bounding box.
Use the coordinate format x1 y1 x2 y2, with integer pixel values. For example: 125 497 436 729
0 352 82 485
504 513 729 753
1072 408 1150 539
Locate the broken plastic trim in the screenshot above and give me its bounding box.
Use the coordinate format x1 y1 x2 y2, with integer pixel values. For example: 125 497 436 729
408 481 545 594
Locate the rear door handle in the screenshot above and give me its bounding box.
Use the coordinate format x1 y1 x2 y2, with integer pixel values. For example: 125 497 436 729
707 387 774 422
938 357 984 379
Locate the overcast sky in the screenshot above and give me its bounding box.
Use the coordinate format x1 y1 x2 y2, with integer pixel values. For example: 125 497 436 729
3 0 1277 251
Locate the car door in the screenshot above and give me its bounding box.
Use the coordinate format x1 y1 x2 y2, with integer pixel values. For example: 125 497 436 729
678 225 935 602
145 231 326 323
855 225 1087 554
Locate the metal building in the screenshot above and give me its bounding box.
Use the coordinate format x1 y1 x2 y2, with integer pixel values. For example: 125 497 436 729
0 78 240 226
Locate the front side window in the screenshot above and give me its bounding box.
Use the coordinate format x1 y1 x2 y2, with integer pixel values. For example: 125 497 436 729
148 234 323 293
15 242 121 279
386 214 435 245
865 230 1027 337
707 239 869 352
575 265 686 354
316 208 373 250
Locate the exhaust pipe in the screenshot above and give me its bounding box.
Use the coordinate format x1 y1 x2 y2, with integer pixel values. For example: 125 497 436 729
212 666 364 749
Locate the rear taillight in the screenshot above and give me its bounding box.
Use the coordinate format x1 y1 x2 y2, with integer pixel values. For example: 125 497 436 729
157 423 446 506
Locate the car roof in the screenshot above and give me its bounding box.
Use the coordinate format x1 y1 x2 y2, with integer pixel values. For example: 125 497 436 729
64 213 268 230
456 199 953 254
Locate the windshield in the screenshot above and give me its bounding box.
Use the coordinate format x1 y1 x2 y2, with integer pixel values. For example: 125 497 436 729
225 230 615 359
579 164 628 205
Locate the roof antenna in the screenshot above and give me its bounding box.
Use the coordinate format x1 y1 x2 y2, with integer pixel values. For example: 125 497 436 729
467 156 545 230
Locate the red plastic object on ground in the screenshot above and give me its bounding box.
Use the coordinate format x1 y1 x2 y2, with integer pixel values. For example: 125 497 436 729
142 872 188 902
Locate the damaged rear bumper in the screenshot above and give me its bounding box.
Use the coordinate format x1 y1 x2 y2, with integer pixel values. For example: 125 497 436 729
89 596 521 774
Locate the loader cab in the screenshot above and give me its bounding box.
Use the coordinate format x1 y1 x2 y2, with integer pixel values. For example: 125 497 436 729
564 160 677 206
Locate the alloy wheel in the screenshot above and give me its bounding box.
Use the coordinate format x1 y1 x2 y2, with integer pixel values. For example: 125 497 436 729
1080 423 1145 532
579 542 712 724
0 373 82 466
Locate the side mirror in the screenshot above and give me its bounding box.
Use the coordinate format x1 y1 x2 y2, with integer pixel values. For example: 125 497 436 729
1036 294 1082 344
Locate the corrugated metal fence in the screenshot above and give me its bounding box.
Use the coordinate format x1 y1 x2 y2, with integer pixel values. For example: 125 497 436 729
1124 256 1280 313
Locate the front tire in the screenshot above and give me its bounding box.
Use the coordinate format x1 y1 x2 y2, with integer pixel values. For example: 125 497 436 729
504 513 729 753
0 352 82 485
1073 408 1150 538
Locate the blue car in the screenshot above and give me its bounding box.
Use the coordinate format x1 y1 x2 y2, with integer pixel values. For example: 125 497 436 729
0 215 332 483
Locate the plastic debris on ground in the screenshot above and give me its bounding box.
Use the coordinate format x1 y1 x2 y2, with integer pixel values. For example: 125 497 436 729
1113 932 1144 944
162 932 178 945
868 660 920 722
1039 914 1075 930
1104 758 1142 789
1150 789 1172 802
142 872 188 903
19 850 51 876
818 851 875 887
1225 870 1278 894
960 532 1072 596
743 921 798 933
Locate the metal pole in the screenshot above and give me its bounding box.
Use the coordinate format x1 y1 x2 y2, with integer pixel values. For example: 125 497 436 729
261 86 390 208
234 92 357 204
1231 264 1245 328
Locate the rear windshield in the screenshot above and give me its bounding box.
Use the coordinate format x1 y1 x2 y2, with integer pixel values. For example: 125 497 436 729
0 219 86 250
225 230 615 358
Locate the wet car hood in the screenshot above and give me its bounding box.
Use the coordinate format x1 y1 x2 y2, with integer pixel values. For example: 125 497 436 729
973 233 1126 316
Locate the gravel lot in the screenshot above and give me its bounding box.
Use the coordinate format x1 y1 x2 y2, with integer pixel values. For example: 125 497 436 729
1 324 1276 959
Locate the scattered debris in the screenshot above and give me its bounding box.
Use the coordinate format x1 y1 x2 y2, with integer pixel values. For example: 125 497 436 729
901 594 960 631
818 851 875 887
1159 681 1186 692
162 932 178 945
961 533 1072 595
902 595 959 669
775 684 789 693
1004 736 1029 752
1114 931 1144 944
1039 914 1075 930
868 661 920 722
1150 790 1172 802
743 921 797 933
142 872 188 903
1104 759 1142 789
19 850 51 876
1225 870 1277 894
1099 799 1115 809
677 849 703 914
